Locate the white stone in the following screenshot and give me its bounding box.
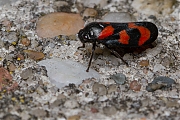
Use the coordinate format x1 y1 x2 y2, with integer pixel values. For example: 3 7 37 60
99 12 136 22
38 58 100 88
83 0 108 8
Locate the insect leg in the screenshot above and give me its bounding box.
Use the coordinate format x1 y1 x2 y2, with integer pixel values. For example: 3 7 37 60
108 48 129 66
77 43 85 49
86 42 96 72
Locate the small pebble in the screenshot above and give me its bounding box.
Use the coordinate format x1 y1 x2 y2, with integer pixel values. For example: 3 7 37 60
23 50 44 61
139 60 149 67
108 84 117 94
123 54 134 60
8 62 16 72
141 99 150 107
146 83 164 92
82 0 108 8
129 80 141 91
103 106 117 116
131 101 142 109
30 40 39 48
152 76 176 86
57 94 66 100
0 67 13 91
161 56 171 67
20 111 30 120
2 19 12 31
20 68 33 80
21 38 31 46
110 73 126 85
108 55 120 66
0 39 4 48
8 45 15 51
17 54 25 61
83 8 97 17
132 0 176 15
50 99 64 108
98 95 108 102
165 100 179 108
4 32 18 43
64 99 79 109
50 94 66 108
67 115 81 120
2 19 12 27
2 114 21 120
36 12 84 38
91 107 99 113
143 68 148 74
146 76 176 92
30 109 47 118
92 82 107 95
53 1 68 7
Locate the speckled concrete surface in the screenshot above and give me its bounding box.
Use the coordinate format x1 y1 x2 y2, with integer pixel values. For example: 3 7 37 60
0 0 179 120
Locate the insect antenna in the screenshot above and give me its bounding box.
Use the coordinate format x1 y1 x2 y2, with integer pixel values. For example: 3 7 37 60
86 42 96 72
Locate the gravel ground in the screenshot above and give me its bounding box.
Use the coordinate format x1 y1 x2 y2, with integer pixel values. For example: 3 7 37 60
0 0 180 120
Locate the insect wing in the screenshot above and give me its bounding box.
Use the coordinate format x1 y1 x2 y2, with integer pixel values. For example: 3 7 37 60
98 22 158 48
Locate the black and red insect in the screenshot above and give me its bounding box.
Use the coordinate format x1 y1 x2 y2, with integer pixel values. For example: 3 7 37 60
78 22 158 72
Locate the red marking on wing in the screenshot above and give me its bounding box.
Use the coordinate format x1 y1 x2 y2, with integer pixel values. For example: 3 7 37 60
98 25 114 39
118 30 130 44
128 23 150 46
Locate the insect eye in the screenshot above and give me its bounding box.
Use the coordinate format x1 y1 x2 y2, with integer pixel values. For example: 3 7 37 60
84 35 88 39
90 31 94 36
